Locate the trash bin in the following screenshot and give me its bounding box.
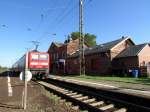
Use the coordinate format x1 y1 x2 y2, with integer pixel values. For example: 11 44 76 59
132 70 138 78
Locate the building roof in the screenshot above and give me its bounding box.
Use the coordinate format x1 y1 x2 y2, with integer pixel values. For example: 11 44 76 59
47 42 63 52
48 39 81 53
53 42 64 47
85 37 131 54
116 43 147 58
69 37 133 58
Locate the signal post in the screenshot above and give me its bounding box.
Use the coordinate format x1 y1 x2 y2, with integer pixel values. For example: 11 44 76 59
24 51 28 110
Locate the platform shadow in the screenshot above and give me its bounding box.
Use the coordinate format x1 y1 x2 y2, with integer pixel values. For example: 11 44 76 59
0 103 22 109
0 71 19 77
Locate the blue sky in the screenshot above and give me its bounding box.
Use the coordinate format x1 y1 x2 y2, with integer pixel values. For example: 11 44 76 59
0 0 150 67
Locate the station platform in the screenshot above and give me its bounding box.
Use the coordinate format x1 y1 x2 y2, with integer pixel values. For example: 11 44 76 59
48 75 150 99
0 71 46 112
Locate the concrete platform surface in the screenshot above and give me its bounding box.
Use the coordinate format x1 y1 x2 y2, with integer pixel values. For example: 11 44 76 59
0 72 47 112
48 75 150 99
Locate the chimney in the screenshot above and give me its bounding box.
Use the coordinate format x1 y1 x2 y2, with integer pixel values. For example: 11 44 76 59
122 36 125 39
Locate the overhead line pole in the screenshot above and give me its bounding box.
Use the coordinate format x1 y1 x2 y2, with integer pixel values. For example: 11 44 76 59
79 0 85 76
79 0 82 75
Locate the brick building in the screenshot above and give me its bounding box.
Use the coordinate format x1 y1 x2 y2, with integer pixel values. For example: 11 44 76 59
112 43 150 76
48 36 150 76
67 37 135 75
47 39 87 74
47 42 64 73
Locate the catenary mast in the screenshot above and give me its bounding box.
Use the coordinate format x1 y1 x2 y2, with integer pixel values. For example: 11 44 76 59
79 0 85 75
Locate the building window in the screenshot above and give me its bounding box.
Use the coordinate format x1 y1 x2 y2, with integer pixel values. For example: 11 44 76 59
58 62 64 69
143 61 145 66
56 53 58 59
101 52 106 57
62 52 64 58
53 53 55 60
60 52 66 59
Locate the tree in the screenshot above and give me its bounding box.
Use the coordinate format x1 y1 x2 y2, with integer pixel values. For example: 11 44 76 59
70 32 97 47
0 65 8 73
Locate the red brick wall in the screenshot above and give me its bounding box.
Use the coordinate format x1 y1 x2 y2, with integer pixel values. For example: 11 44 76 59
138 45 150 66
58 45 67 59
48 39 84 74
67 39 87 55
66 57 80 74
67 39 79 55
66 52 112 75
48 38 138 75
113 45 150 69
113 57 139 70
47 44 59 73
85 52 111 75
111 39 134 60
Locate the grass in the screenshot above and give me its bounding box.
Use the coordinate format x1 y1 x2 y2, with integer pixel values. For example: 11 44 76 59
0 68 7 73
43 88 80 112
0 69 5 73
44 90 60 103
64 75 150 85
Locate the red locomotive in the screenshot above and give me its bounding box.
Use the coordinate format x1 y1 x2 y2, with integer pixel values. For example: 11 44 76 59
12 50 50 79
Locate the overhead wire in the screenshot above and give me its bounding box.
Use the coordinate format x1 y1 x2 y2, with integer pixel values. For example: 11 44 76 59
35 0 73 42
50 0 93 34
26 1 69 50
14 0 93 63
35 0 93 47
52 1 79 31
24 0 92 46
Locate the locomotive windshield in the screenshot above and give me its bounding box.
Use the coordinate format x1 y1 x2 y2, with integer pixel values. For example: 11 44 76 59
31 54 38 60
31 54 48 60
39 54 48 60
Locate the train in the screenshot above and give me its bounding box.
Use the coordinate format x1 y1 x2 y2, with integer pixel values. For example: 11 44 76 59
12 50 50 79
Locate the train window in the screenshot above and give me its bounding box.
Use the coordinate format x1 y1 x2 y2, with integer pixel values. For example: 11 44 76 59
31 54 38 60
39 54 48 60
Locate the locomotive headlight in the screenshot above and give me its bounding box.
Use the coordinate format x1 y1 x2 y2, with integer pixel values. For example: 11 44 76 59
30 62 38 65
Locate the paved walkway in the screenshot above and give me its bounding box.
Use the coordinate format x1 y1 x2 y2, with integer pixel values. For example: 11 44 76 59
0 72 79 112
49 75 150 99
0 72 45 111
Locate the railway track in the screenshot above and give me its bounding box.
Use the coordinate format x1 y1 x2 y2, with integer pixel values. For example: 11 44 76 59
38 78 150 112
